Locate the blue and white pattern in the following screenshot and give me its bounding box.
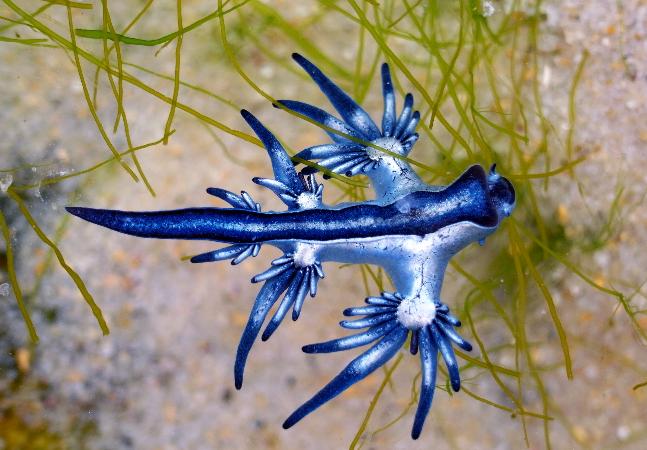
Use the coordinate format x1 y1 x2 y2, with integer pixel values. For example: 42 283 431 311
66 53 515 439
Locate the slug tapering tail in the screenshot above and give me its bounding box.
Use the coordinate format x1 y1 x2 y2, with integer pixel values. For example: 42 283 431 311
65 206 266 243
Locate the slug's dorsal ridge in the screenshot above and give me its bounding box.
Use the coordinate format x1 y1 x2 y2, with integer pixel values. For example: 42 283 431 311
449 164 488 198
443 164 499 228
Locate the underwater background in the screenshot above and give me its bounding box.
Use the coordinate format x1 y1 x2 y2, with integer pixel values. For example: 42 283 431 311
1 0 646 448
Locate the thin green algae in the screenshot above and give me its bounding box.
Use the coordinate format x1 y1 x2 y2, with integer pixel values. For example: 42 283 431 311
0 0 644 448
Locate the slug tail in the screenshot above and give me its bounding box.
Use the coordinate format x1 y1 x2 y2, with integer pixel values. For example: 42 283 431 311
66 206 256 242
67 206 184 240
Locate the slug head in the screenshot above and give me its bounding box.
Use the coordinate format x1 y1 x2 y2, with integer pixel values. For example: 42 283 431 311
488 164 516 219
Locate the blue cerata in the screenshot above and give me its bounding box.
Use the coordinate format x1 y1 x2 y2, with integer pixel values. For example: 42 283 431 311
67 53 515 439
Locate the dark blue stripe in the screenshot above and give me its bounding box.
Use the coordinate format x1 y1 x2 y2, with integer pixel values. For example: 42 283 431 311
67 165 497 243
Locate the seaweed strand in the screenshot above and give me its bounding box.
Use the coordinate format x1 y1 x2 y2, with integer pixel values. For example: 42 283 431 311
0 210 39 343
7 189 109 335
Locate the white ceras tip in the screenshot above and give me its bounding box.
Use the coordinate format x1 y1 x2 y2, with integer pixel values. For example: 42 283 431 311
396 297 436 330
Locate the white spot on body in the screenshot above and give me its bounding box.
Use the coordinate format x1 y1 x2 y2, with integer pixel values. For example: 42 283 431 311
396 297 436 329
366 137 404 161
293 243 318 268
296 192 320 210
0 283 10 296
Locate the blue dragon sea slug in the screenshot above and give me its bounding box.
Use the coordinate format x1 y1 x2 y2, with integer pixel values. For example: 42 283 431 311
66 53 515 439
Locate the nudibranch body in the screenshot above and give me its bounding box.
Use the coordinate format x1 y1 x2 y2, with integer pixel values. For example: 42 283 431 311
67 53 515 439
